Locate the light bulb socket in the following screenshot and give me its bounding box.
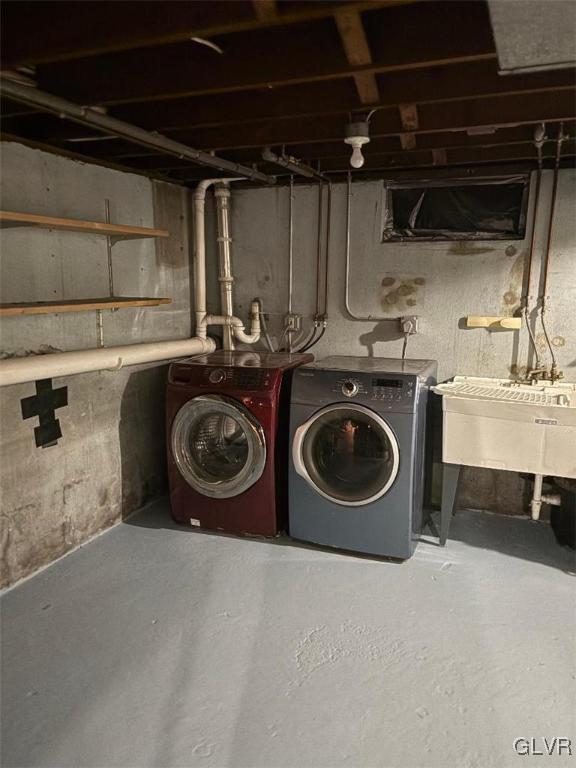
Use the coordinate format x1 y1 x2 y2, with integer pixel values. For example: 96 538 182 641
345 121 370 141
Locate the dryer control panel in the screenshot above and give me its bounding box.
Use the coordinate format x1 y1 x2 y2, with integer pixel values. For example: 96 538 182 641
293 369 423 413
371 377 414 403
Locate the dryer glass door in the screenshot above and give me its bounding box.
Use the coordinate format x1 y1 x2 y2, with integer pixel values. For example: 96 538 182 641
294 404 400 506
171 395 266 498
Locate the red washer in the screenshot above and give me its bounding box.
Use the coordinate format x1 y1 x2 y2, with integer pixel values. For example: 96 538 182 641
166 351 313 536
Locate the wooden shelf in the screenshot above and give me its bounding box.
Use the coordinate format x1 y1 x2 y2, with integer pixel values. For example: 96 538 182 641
0 296 172 317
466 315 522 330
0 211 169 241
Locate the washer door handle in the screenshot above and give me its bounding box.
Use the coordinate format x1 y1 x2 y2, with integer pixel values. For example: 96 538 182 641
292 422 309 479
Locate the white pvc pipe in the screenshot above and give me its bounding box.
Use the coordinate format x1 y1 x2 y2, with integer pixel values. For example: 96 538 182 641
214 184 235 351
205 300 261 344
531 474 544 520
194 179 260 346
193 177 243 340
0 337 216 387
530 473 561 520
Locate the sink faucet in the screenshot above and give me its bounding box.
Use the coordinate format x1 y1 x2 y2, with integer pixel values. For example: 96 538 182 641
525 367 548 383
548 362 564 384
525 364 564 384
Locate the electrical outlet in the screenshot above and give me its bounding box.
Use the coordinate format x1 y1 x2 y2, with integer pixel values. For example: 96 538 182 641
285 313 302 332
400 315 419 335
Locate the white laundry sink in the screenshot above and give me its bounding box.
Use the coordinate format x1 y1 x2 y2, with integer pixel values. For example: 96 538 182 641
433 376 576 478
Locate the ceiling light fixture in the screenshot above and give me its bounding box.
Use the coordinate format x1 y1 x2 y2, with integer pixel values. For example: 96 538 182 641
344 121 370 169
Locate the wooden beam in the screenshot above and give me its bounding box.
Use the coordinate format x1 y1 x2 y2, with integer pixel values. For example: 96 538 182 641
432 148 447 165
398 102 419 150
398 103 419 130
12 92 572 167
400 133 417 150
104 63 575 131
284 141 576 174
335 10 380 104
155 90 576 151
74 126 576 168
1 0 416 68
34 2 496 105
252 0 277 23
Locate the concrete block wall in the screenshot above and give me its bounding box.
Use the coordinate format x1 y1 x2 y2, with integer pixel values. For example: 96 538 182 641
0 142 193 588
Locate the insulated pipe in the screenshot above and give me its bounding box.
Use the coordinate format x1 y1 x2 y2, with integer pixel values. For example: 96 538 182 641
1 78 274 184
214 184 235 351
0 337 216 387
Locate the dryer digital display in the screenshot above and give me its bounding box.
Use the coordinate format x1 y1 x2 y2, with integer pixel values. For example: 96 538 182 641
373 378 403 388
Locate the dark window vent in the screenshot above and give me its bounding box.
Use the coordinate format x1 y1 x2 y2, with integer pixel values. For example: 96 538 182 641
382 175 530 242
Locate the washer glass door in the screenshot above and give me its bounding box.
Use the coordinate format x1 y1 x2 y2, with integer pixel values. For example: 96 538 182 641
294 404 399 506
171 395 266 498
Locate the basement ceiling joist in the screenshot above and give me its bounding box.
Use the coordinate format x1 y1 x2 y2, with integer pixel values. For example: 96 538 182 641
1 0 575 181
33 8 496 107
1 0 413 67
5 91 574 153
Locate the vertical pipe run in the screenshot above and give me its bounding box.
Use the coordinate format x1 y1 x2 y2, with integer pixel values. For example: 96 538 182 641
288 175 294 317
105 199 115 298
523 135 543 375
315 182 324 317
539 122 565 381
287 175 294 352
193 181 212 339
96 310 104 348
215 184 235 351
323 181 332 317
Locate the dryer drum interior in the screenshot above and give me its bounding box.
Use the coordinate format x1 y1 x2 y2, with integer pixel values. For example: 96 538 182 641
171 394 267 498
294 404 400 506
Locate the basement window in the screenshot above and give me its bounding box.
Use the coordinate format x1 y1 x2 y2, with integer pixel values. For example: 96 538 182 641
382 175 530 242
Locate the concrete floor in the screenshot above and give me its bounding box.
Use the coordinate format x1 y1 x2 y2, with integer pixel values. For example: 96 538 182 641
1 500 575 768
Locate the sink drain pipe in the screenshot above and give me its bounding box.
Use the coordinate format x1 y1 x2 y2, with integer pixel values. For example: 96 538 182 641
531 474 561 520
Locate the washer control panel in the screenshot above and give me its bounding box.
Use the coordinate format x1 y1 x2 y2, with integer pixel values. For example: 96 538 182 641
202 367 270 390
208 368 226 384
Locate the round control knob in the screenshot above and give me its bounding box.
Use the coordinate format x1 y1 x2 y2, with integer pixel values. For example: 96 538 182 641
342 380 358 397
209 368 225 384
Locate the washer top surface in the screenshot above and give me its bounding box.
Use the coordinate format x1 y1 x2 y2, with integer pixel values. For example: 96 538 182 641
307 355 437 378
178 350 313 371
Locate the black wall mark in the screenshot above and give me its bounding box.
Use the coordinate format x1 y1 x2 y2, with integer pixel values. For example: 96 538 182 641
21 379 68 448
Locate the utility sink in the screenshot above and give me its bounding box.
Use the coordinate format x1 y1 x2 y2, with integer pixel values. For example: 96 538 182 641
433 376 576 478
